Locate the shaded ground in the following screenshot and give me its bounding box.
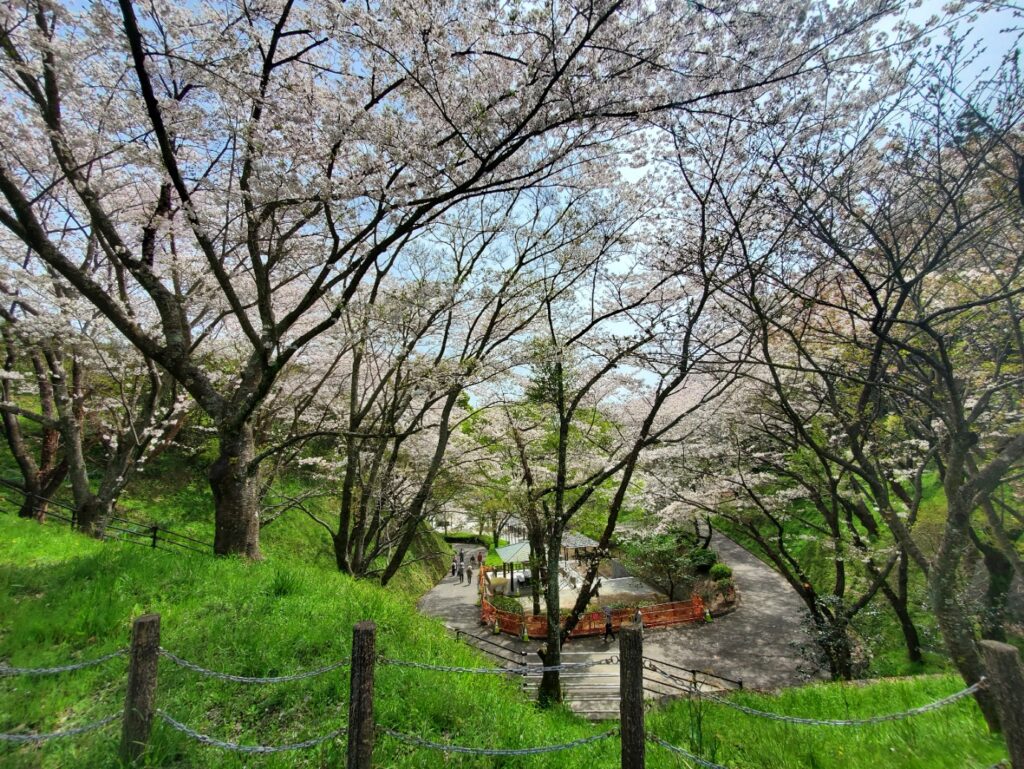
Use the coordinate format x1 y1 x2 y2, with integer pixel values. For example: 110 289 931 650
417 533 824 691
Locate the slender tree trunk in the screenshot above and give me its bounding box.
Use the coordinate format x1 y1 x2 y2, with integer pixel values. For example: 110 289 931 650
2 342 63 522
209 423 261 558
528 524 546 617
538 528 564 706
377 390 459 586
881 549 922 663
43 349 107 537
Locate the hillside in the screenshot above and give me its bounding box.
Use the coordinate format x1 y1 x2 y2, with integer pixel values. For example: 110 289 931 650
0 514 1008 768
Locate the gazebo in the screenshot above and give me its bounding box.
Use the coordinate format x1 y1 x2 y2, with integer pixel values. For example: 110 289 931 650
560 532 600 564
494 540 532 594
491 532 601 596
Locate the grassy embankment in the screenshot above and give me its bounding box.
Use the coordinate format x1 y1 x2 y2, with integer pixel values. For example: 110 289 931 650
0 512 1009 769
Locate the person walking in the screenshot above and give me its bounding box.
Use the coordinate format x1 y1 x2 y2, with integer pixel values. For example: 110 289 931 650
451 557 457 578
603 606 615 643
633 607 644 638
457 561 465 584
459 549 465 564
466 563 473 586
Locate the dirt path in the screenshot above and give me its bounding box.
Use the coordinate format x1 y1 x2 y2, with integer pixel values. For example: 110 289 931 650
416 534 825 692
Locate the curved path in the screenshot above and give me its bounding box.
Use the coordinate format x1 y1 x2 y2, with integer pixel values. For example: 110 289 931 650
642 533 826 689
417 534 824 694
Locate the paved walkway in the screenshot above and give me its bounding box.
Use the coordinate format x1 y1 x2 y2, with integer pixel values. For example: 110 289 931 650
416 534 824 693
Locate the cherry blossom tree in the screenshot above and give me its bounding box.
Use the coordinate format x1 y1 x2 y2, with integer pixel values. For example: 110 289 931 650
738 32 1024 726
0 0 898 556
0 260 188 534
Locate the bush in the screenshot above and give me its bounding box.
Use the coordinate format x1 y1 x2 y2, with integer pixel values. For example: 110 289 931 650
709 562 733 581
445 531 491 547
687 547 718 574
490 594 525 615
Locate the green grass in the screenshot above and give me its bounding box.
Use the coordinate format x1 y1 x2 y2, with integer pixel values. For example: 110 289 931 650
1 514 1009 768
647 675 1007 769
0 515 602 768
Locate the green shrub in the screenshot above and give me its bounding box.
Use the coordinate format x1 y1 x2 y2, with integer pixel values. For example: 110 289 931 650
445 531 491 547
687 547 718 573
490 594 525 615
709 562 733 581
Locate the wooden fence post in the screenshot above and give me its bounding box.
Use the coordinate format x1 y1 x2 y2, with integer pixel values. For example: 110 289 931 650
981 640 1024 769
120 613 160 764
347 621 376 769
619 621 645 769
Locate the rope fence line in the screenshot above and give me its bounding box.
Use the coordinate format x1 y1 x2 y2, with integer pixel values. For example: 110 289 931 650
0 714 120 744
378 725 618 755
0 648 127 677
644 661 985 726
159 648 350 684
157 711 348 754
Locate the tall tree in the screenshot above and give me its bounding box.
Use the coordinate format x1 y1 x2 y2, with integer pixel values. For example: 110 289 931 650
745 33 1024 725
0 0 898 555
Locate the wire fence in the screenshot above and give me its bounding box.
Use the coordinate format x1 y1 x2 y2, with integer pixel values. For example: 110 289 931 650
159 648 350 684
157 711 348 754
0 648 127 677
648 734 732 769
643 660 986 727
377 654 619 676
0 616 1012 768
0 477 213 556
0 714 121 744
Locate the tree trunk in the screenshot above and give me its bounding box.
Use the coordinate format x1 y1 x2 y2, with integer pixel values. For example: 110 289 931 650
881 549 922 663
932 492 1001 730
528 524 546 617
377 390 459 586
16 466 66 521
538 531 563 706
822 618 854 680
75 496 110 537
209 424 261 558
43 349 105 537
970 529 1013 643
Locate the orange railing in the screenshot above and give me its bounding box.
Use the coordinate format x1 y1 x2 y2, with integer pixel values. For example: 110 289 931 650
480 595 705 640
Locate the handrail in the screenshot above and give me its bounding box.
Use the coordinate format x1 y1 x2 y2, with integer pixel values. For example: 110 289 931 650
643 654 743 689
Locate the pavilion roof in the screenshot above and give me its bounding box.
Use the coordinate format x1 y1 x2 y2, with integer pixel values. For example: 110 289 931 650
562 532 599 549
495 541 532 563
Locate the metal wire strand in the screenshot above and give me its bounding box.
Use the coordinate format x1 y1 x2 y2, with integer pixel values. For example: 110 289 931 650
648 734 732 768
378 726 618 755
378 655 619 676
157 711 347 754
159 648 349 683
645 662 985 726
0 649 127 677
0 714 120 743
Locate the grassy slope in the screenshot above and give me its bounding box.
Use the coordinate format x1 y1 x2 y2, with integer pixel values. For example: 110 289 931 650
647 675 1007 769
0 515 600 769
0 515 1008 768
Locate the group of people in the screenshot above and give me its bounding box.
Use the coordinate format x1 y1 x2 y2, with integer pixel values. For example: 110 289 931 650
450 548 486 586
